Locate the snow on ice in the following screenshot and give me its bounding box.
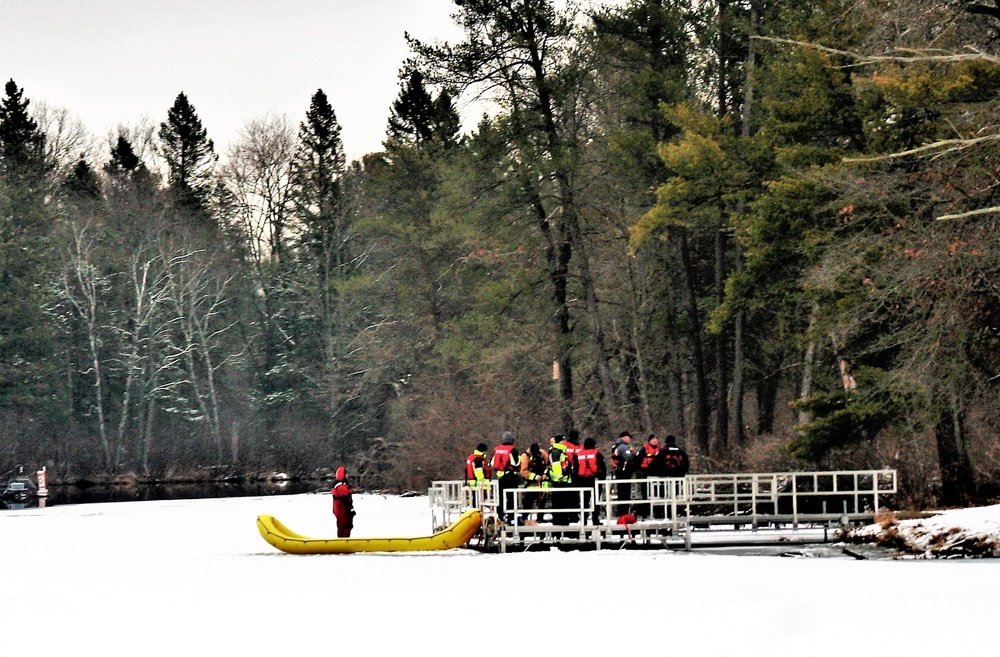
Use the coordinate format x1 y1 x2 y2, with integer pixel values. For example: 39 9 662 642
1 493 997 655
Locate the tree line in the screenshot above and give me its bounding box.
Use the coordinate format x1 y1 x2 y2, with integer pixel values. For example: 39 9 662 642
3 0 1000 507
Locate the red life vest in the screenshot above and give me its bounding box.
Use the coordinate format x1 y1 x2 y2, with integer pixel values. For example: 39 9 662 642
638 444 659 471
564 443 581 471
576 448 599 478
660 448 689 476
491 444 515 473
466 452 483 480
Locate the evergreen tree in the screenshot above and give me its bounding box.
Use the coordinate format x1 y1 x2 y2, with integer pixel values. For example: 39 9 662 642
0 78 46 174
106 134 142 177
0 79 57 414
293 89 344 242
62 158 101 199
292 90 347 310
285 90 357 454
588 0 696 437
431 88 461 148
104 134 156 202
159 92 217 218
411 0 622 433
386 69 461 148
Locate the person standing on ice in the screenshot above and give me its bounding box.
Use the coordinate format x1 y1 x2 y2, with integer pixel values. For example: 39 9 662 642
332 467 355 537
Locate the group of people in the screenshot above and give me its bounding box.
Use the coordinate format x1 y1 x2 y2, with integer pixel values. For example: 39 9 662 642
611 431 691 518
329 429 691 537
465 429 690 524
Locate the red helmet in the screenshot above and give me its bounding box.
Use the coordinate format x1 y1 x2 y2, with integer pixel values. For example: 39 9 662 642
335 466 347 481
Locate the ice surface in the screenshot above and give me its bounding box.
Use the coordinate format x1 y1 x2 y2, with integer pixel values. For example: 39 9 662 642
1 493 996 654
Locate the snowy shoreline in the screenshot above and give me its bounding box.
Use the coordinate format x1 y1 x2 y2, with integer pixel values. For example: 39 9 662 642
849 504 1000 558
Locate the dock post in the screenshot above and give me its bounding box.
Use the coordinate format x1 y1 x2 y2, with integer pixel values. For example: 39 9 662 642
36 466 48 498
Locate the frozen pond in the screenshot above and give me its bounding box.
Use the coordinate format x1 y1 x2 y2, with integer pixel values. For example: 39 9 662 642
1 493 995 654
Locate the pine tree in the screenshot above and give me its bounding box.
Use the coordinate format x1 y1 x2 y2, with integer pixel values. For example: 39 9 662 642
159 92 217 217
106 134 142 177
284 90 349 442
293 89 345 262
0 79 56 409
387 70 436 145
410 0 621 432
62 158 101 199
0 78 47 180
386 69 460 148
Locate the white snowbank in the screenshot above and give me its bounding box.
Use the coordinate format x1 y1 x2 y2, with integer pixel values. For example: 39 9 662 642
853 503 1000 557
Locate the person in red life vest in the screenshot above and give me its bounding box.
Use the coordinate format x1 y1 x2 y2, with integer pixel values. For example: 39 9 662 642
650 434 690 478
491 431 521 524
465 442 489 507
563 430 582 484
632 434 660 518
648 434 690 520
331 467 355 538
571 437 607 526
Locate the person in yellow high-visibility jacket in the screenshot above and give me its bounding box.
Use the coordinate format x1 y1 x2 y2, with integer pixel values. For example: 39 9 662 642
548 435 572 525
465 442 489 507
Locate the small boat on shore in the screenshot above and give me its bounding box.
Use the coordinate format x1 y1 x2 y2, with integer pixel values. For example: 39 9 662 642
2 478 38 502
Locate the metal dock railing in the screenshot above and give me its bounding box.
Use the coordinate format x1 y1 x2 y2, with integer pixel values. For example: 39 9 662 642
429 469 897 552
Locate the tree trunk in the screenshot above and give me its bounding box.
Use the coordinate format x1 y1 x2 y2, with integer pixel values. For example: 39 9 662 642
756 372 777 435
626 261 654 433
565 194 616 437
530 185 575 431
798 339 815 427
935 385 975 506
731 305 745 445
730 0 756 448
678 228 711 455
714 223 729 453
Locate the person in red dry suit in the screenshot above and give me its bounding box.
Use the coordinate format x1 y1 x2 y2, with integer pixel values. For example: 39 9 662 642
332 466 355 538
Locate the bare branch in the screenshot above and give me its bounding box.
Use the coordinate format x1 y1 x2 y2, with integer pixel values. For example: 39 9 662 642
843 134 1000 163
937 205 1000 220
754 36 1000 65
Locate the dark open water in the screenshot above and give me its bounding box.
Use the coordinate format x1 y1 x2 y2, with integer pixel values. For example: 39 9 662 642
0 480 321 510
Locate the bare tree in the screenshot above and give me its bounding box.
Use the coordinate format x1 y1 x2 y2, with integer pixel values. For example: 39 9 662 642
223 113 298 265
60 221 114 469
34 101 98 181
160 245 239 462
113 244 188 474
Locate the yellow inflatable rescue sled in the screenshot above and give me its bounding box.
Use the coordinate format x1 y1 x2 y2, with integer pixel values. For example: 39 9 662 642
257 508 483 554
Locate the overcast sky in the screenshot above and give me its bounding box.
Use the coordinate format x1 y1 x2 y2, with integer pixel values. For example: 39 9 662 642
0 0 464 161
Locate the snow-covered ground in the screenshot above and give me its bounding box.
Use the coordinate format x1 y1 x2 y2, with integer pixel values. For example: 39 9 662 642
1 493 997 654
852 504 1000 557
